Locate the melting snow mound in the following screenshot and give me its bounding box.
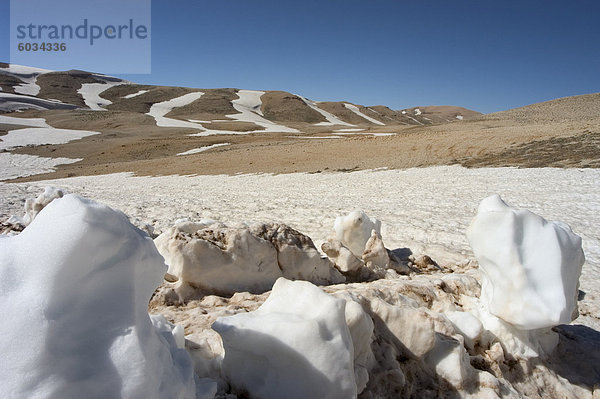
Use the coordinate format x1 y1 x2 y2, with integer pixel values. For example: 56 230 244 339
154 221 344 299
212 277 357 399
467 194 585 330
333 211 382 258
0 194 197 399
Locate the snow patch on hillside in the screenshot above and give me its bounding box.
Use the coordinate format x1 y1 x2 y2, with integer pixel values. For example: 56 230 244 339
0 93 76 112
78 81 124 111
124 89 149 99
226 90 298 133
0 153 81 180
0 115 50 128
0 127 98 150
297 95 355 126
344 103 386 125
177 143 231 156
146 92 206 129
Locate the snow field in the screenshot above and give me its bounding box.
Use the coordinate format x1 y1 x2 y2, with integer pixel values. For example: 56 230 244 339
1 166 598 330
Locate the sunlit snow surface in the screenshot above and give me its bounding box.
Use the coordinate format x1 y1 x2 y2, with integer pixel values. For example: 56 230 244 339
1 166 599 328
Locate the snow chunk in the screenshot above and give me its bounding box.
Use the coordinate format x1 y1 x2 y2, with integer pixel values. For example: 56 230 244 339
333 211 382 258
414 108 422 116
343 103 385 125
154 221 343 298
0 194 197 398
456 115 464 120
446 310 483 350
467 194 585 330
212 278 357 399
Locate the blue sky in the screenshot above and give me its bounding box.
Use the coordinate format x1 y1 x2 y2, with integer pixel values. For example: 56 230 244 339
1 0 599 113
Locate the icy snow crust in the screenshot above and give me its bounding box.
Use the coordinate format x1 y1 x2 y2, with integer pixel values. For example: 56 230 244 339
0 194 196 398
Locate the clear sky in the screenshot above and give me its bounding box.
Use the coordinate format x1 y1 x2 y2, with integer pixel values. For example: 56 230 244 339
1 0 599 113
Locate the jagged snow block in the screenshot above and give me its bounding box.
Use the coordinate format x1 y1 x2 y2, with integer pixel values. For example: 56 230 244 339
155 223 281 295
0 194 197 399
321 239 364 272
467 195 585 330
338 295 375 394
362 229 390 268
155 222 343 297
445 311 483 350
334 211 382 258
212 278 357 399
